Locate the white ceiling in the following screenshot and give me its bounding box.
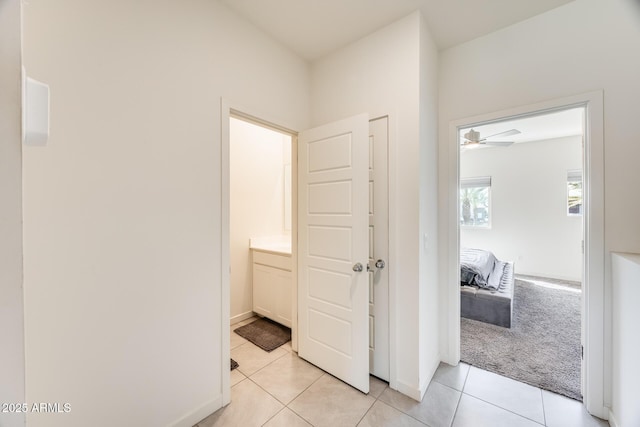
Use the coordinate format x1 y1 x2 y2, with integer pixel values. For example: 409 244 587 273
221 0 574 60
460 107 584 147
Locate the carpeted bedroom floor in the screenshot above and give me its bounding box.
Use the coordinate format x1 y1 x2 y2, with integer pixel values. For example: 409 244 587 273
461 275 582 401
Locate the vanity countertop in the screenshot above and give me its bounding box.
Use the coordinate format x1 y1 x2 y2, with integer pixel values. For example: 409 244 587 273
249 236 292 255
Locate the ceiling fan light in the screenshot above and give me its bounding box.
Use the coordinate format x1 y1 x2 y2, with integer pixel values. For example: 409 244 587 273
463 129 480 142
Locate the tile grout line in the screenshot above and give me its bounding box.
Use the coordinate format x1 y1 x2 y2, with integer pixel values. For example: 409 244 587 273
464 366 546 425
285 404 313 426
449 362 471 426
229 334 387 427
354 380 390 427
461 363 471 391
440 363 545 425
282 373 328 427
540 388 547 426
260 406 285 427
353 398 376 427
231 339 290 379
254 358 326 426
235 341 305 426
450 365 471 426
284 374 387 426
420 364 469 426
225 347 588 427
460 392 545 426
449 388 464 427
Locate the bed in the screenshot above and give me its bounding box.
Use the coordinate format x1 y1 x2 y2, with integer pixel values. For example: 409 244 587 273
460 248 515 328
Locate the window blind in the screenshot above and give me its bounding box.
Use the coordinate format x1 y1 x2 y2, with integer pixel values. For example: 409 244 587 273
567 170 582 182
461 176 491 189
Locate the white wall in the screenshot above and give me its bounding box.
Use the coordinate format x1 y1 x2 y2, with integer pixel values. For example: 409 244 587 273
230 118 290 322
461 136 583 281
611 253 640 427
0 1 25 427
21 1 309 426
311 11 440 400
438 0 640 414
418 14 441 397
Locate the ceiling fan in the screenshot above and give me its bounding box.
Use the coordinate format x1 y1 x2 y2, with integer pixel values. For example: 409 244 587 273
460 128 521 148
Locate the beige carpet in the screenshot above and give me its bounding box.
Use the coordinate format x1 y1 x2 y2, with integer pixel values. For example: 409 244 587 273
461 276 582 401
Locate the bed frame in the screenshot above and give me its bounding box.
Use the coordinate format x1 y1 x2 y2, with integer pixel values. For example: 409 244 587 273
461 261 515 328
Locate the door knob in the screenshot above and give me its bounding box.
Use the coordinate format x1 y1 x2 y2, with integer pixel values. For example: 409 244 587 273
367 259 386 271
352 262 364 272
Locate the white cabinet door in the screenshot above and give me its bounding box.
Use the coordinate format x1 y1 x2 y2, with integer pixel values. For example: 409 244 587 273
298 114 369 393
252 251 293 328
253 264 276 319
274 270 293 327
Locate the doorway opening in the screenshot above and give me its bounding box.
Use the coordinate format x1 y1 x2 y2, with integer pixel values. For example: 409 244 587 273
229 116 294 327
446 91 606 418
221 107 393 404
458 107 585 401
221 105 299 405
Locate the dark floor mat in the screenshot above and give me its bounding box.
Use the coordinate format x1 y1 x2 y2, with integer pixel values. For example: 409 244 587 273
233 317 291 352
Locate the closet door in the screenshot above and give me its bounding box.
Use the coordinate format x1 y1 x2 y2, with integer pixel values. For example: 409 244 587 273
368 116 389 381
298 114 370 393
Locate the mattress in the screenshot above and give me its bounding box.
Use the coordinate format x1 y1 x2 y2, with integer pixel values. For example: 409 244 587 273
460 247 509 289
461 251 515 328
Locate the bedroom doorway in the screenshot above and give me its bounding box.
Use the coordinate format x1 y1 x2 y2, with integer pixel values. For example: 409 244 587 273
458 107 585 401
447 92 606 418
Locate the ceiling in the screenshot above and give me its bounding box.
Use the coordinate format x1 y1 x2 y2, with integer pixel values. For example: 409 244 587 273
220 0 574 60
460 107 584 147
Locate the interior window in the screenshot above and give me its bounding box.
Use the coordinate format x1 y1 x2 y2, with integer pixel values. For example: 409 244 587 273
460 176 491 227
567 170 583 216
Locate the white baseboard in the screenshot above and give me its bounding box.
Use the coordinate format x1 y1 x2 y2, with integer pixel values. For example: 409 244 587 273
418 376 430 401
608 409 619 427
421 357 440 398
393 380 423 401
231 311 254 325
169 395 223 427
515 272 582 283
391 359 440 402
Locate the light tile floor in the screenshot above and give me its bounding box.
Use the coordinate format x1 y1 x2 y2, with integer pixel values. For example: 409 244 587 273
196 318 609 427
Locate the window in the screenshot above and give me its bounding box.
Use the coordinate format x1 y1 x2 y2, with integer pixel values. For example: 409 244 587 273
460 176 491 227
567 170 583 216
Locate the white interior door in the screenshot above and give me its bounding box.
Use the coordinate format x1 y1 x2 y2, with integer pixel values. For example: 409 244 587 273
298 113 370 393
368 117 389 381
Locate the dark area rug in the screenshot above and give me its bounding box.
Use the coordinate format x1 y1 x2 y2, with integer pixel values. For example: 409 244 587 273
233 317 291 352
461 277 582 401
230 359 238 371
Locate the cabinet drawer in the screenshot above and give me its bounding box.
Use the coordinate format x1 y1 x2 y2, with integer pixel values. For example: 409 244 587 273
252 250 292 271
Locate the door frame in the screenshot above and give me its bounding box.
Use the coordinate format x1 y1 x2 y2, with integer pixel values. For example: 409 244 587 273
445 91 606 418
221 102 397 404
221 99 299 405
369 116 390 381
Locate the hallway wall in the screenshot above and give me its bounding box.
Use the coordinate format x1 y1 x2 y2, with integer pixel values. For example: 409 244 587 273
438 0 640 417
21 1 309 425
0 1 25 426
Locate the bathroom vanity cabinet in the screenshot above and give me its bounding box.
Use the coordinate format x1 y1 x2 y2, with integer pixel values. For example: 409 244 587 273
251 248 292 328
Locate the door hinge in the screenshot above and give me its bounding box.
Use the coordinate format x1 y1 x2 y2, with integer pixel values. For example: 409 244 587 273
581 345 584 359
